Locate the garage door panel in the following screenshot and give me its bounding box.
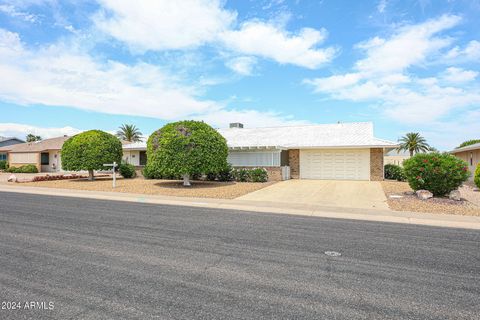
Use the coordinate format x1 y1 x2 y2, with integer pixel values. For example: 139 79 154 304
300 149 370 180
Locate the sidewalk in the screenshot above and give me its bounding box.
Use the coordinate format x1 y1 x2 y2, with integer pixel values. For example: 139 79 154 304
1 184 479 230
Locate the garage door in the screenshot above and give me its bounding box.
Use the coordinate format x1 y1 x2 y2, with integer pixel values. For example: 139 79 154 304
300 149 370 180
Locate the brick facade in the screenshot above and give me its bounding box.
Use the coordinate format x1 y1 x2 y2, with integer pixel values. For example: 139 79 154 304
370 148 384 181
288 149 300 179
232 166 283 181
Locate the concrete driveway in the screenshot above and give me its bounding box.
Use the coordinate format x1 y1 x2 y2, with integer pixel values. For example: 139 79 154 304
237 179 389 209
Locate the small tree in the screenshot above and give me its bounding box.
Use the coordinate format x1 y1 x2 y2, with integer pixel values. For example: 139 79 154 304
145 121 228 186
61 130 123 180
397 132 430 157
26 133 42 142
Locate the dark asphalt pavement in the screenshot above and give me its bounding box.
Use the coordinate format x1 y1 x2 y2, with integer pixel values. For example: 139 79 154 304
0 191 479 319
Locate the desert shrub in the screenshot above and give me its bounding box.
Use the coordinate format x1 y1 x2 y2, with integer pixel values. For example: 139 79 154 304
0 160 7 170
384 164 406 181
249 168 268 182
475 163 480 189
403 153 470 196
232 168 250 182
119 163 136 179
7 164 38 173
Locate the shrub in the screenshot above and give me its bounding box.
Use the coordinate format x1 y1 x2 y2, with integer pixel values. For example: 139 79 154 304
403 153 470 196
119 163 136 179
233 168 250 182
475 163 480 189
217 164 234 182
6 164 38 173
249 168 268 182
145 121 228 186
61 130 123 180
0 160 7 170
384 164 406 181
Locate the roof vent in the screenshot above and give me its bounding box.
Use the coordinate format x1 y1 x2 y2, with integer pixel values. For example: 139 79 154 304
229 122 244 129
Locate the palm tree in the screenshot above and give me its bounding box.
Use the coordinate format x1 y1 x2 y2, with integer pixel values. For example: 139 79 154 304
26 133 42 142
116 124 142 142
397 132 430 157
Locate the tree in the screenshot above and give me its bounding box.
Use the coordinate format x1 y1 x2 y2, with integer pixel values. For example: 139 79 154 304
61 130 123 180
116 124 142 142
457 139 480 149
26 133 42 142
145 120 228 186
397 132 430 157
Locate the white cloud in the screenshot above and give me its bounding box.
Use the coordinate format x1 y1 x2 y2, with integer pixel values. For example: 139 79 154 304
0 28 305 129
226 56 257 75
442 67 478 83
355 14 461 74
0 123 82 139
445 40 480 61
377 0 388 13
94 0 236 51
304 73 361 92
220 21 336 69
0 4 38 23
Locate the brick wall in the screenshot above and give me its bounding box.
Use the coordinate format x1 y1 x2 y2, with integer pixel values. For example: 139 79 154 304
233 166 283 181
370 148 384 181
288 149 300 179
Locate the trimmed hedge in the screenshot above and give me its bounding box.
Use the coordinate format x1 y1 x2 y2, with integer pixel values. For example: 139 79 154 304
232 167 268 182
475 163 480 189
6 164 38 173
403 153 470 196
119 163 136 179
0 160 7 170
384 164 406 181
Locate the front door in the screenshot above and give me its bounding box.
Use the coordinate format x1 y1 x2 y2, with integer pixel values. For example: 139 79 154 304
139 151 147 166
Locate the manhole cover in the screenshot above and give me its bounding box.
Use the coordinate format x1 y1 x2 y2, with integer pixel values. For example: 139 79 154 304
324 251 341 257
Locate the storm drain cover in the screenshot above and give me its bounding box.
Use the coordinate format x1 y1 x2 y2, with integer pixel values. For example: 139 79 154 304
324 251 342 257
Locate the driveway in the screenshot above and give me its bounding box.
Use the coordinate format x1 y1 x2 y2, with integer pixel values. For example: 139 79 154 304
237 179 389 209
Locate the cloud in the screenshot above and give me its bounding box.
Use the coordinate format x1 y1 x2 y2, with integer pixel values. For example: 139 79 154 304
0 4 38 23
442 67 478 83
94 0 236 51
0 28 305 129
377 0 388 13
225 56 257 75
0 123 82 139
444 40 480 62
220 21 336 69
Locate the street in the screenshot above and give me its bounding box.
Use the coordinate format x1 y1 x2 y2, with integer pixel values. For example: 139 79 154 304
0 191 479 319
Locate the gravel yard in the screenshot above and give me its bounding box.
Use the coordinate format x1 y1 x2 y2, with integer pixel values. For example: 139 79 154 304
17 176 276 199
381 180 480 216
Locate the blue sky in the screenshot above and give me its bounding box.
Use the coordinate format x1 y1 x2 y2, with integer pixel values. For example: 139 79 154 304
0 0 479 150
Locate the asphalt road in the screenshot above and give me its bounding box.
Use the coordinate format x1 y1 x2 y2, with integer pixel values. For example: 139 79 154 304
0 192 479 320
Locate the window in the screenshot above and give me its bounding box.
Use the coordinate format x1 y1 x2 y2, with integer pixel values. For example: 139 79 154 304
41 152 49 165
471 153 473 166
227 151 281 167
0 153 6 161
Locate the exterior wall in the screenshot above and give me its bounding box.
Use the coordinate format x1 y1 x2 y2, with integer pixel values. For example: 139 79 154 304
370 148 384 181
123 150 141 166
288 149 300 179
40 151 62 172
228 150 281 167
453 149 480 180
384 155 409 166
233 166 283 181
9 152 41 172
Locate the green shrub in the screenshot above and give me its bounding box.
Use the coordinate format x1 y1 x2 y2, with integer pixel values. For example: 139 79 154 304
217 164 234 182
6 164 38 173
119 163 136 179
0 160 7 170
475 163 480 189
233 168 250 182
384 164 406 181
403 153 470 196
249 168 268 182
61 130 123 180
145 121 228 186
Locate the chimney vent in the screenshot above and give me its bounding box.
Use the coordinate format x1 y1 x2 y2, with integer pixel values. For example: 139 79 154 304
229 122 244 129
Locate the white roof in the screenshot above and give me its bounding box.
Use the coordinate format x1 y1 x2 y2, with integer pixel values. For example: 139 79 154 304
450 142 480 154
218 122 397 149
122 141 147 150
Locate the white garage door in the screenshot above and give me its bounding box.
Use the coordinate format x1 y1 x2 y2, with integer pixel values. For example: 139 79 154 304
300 149 370 180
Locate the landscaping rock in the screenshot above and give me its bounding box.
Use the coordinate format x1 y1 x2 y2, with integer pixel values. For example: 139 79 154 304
416 190 433 200
404 190 415 196
449 190 461 201
7 174 17 182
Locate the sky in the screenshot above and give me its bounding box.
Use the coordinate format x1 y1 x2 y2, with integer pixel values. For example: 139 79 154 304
0 0 479 150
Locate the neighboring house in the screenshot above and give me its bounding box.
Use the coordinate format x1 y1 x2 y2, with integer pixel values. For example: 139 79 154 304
218 122 397 181
0 136 25 161
450 143 480 180
0 136 69 172
122 141 147 167
384 149 410 166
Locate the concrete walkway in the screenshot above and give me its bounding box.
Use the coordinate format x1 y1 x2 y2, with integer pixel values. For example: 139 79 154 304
1 184 479 230
237 179 389 209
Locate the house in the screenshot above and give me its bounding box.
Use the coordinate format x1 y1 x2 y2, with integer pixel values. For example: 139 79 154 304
450 143 480 180
122 141 147 167
0 136 69 172
0 136 25 161
384 149 410 166
218 122 397 181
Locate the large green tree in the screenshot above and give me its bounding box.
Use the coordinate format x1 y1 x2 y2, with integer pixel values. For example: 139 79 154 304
397 132 430 157
145 121 228 186
116 124 143 142
61 130 123 180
